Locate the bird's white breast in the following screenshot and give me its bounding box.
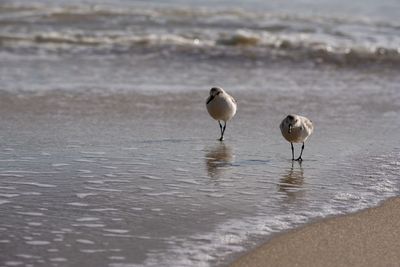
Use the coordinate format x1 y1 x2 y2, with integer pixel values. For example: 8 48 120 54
206 94 237 122
280 116 313 143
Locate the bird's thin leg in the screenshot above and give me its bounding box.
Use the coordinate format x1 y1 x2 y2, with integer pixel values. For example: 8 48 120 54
218 121 224 141
295 142 305 161
219 121 227 141
291 142 294 161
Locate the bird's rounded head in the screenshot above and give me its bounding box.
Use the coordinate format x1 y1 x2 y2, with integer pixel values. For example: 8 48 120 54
209 87 224 97
285 114 298 123
284 114 299 133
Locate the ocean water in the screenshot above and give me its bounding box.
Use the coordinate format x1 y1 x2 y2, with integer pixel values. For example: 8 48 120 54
1 1 400 266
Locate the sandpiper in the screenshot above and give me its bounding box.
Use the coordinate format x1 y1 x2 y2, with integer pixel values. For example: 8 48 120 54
206 87 237 141
280 114 314 161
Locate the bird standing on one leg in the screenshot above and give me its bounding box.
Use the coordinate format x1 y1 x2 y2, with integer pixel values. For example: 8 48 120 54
280 114 314 161
206 87 237 141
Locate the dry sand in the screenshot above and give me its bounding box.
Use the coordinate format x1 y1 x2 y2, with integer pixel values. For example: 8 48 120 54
230 197 400 267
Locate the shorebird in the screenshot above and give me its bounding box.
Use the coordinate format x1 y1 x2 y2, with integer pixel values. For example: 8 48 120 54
206 87 237 141
280 114 314 161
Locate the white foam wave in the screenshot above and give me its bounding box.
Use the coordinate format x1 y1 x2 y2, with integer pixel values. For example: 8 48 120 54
25 240 50 245
135 152 399 267
2 1 400 66
1 30 399 66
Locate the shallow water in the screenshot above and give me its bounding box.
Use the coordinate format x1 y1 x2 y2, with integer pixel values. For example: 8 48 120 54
1 75 399 266
1 1 400 266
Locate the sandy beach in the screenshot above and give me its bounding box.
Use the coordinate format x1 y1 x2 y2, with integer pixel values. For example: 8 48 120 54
230 197 400 267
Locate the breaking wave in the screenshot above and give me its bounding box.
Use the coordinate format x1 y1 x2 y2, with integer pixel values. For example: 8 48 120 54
1 2 400 66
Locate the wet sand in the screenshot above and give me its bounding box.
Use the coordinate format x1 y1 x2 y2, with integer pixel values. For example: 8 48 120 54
230 197 400 267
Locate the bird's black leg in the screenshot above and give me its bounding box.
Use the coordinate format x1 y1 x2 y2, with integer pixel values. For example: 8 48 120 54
291 142 294 161
219 121 227 141
218 121 224 141
295 142 305 161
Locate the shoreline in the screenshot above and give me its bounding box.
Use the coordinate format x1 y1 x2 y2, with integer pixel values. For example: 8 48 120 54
230 197 400 267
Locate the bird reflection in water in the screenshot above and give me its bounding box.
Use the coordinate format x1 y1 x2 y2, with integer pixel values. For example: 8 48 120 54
278 162 305 201
205 143 234 178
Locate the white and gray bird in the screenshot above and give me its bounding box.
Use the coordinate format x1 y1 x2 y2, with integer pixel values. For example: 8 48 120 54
206 87 237 141
280 114 314 161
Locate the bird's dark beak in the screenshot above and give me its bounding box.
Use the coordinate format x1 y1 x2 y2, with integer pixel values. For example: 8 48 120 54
288 124 292 134
207 95 215 104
